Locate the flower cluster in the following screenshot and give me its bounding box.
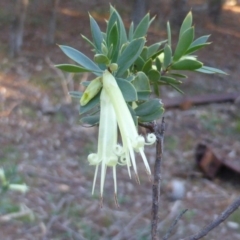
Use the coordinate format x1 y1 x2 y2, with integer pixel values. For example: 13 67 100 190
87 70 156 202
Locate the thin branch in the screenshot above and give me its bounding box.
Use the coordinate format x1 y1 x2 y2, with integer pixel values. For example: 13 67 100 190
151 118 165 240
112 207 150 240
163 209 188 240
183 195 240 240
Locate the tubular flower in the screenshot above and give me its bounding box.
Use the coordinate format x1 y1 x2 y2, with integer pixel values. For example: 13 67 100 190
87 88 120 198
102 70 156 180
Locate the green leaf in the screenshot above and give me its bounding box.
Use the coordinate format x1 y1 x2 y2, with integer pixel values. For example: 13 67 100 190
80 114 99 126
138 107 164 122
171 59 203 70
133 13 150 39
55 64 91 73
89 15 103 52
81 81 90 87
137 91 150 101
148 69 160 83
94 54 110 65
173 27 194 61
108 6 127 47
107 22 119 61
167 21 171 46
155 57 162 71
79 91 100 115
195 66 228 75
147 42 162 59
179 11 192 37
135 99 163 116
128 22 134 41
135 99 164 122
134 56 145 71
185 43 211 55
116 78 137 102
116 37 145 77
59 45 103 75
190 35 211 47
142 59 152 74
81 35 95 49
69 91 83 99
169 73 188 78
168 83 184 94
150 48 164 61
160 76 182 85
163 44 172 70
140 46 148 61
131 71 151 92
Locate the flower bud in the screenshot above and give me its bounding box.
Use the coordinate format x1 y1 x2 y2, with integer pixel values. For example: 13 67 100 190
80 77 102 106
109 63 118 72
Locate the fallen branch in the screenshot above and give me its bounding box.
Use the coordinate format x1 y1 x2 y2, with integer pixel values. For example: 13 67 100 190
182 195 240 240
163 92 239 110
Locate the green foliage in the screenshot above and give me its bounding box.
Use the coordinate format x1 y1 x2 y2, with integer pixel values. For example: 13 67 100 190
57 6 226 125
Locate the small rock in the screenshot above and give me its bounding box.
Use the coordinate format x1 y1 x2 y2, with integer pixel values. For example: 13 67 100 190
227 221 239 230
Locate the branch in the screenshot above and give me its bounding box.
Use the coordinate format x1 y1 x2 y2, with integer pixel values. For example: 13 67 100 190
183 195 240 240
163 209 188 240
151 118 165 240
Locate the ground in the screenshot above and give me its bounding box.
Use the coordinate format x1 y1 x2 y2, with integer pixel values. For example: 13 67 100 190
0 1 240 240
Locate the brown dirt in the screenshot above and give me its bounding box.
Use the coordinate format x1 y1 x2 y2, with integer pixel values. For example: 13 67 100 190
0 1 240 240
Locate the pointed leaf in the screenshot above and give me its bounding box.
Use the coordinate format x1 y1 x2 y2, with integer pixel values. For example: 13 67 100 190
140 46 148 61
107 22 119 60
173 27 194 61
55 64 91 73
69 91 83 99
133 13 150 39
81 35 95 49
167 21 171 46
142 59 152 74
171 59 203 70
108 6 127 47
196 66 228 75
147 42 162 59
190 35 211 47
163 44 172 70
185 43 211 55
179 11 193 37
155 57 162 71
128 22 134 41
170 73 188 78
89 15 103 52
160 76 182 85
116 78 137 102
116 38 146 77
59 45 103 75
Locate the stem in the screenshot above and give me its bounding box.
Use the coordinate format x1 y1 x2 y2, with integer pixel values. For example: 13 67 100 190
151 118 165 240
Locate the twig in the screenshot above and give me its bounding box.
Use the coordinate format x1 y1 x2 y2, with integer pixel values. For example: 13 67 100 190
0 204 33 222
162 209 188 240
151 118 165 240
55 221 87 240
112 207 150 240
45 57 72 104
182 195 240 240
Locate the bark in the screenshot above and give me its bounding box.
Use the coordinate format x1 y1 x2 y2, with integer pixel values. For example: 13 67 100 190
10 0 29 56
170 0 187 27
208 0 224 24
47 0 60 44
132 0 147 26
